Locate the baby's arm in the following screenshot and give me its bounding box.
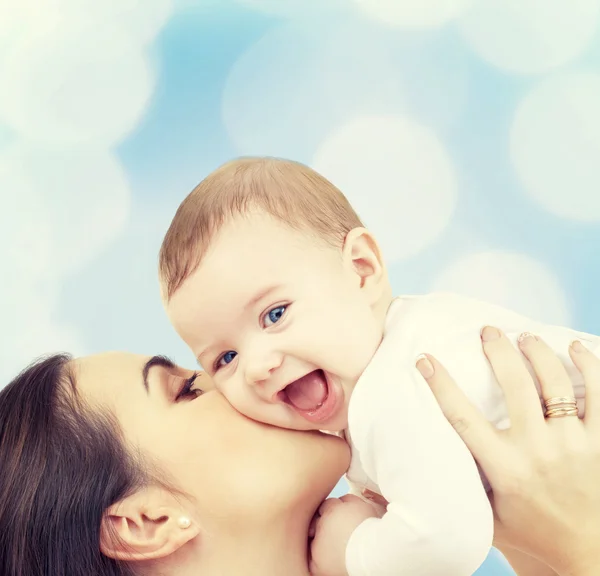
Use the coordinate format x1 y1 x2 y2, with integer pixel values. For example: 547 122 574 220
411 293 600 418
345 333 494 575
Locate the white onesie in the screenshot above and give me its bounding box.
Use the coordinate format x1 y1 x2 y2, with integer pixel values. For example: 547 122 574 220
344 293 597 576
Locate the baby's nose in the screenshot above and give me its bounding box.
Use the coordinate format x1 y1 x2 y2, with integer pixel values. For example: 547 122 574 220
245 351 283 386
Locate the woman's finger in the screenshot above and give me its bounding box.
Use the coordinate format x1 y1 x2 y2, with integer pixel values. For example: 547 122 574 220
569 340 600 429
517 334 583 430
416 353 500 470
480 327 545 431
518 333 575 400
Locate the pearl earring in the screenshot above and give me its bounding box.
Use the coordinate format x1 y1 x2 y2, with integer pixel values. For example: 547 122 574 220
177 517 191 530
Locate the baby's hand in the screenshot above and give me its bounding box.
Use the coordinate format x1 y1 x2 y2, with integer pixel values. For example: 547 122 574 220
309 494 379 576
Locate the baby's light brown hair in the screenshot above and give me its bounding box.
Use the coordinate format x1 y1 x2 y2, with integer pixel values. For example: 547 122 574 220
159 156 364 300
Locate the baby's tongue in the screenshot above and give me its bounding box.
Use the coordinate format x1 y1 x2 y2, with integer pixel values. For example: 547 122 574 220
285 371 327 411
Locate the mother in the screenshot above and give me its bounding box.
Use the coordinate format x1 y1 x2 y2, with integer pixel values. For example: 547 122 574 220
1 341 599 576
0 351 350 575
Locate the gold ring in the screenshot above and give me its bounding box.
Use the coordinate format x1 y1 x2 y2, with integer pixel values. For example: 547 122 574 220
545 407 579 418
545 406 578 414
545 408 579 418
544 396 577 408
543 396 578 418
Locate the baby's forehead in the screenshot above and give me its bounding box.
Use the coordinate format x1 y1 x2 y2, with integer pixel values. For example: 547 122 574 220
167 220 338 323
172 212 333 296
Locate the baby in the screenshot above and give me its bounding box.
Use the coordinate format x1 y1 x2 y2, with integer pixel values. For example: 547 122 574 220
159 157 598 576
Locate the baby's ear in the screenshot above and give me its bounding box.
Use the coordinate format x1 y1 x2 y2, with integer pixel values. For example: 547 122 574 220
100 486 200 562
342 227 387 303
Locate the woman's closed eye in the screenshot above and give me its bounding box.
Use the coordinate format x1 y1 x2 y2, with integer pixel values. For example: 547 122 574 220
175 372 202 401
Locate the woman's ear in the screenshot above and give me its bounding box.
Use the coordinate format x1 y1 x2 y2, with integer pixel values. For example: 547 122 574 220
100 486 200 562
342 227 387 304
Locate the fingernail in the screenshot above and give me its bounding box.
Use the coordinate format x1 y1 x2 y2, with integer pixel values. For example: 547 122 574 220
481 326 500 342
518 332 537 344
416 354 434 378
571 340 586 353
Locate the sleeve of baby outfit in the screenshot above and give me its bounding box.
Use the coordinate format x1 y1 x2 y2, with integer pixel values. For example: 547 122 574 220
412 293 600 419
344 327 494 575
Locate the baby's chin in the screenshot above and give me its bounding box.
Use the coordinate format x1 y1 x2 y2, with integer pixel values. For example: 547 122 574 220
287 414 348 434
314 405 350 433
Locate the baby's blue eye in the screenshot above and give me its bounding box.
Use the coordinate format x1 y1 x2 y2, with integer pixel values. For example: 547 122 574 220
217 351 237 369
264 305 287 327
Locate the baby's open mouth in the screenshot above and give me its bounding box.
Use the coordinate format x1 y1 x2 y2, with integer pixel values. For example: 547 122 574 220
281 370 329 412
280 370 340 424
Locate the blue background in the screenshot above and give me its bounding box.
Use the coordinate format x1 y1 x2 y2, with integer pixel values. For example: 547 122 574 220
3 1 600 573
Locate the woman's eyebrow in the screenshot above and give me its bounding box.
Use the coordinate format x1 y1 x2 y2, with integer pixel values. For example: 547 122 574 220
141 355 175 393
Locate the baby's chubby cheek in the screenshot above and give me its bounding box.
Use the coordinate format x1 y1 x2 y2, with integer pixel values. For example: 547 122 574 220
196 372 216 391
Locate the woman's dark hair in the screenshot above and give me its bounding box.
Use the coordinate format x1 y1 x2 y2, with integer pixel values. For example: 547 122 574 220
0 354 146 576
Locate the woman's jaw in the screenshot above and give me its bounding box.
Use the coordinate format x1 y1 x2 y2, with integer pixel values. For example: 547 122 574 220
164 439 347 576
73 351 350 575
174 510 321 576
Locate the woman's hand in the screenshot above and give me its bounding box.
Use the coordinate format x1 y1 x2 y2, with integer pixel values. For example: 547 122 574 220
416 327 600 576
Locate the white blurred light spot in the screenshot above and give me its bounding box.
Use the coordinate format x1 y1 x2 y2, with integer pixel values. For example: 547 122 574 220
0 2 23 41
15 320 84 364
234 0 344 17
353 0 474 29
431 252 570 326
222 21 406 160
0 0 172 387
0 0 173 45
0 265 86 387
0 26 156 146
458 0 600 75
510 72 600 221
57 0 175 46
0 318 84 386
313 115 457 263
0 146 131 275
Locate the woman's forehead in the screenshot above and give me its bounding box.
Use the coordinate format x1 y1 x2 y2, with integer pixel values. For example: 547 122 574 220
72 352 148 402
73 352 211 400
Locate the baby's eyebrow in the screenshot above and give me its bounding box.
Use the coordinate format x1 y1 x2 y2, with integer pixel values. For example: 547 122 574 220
193 344 209 365
244 284 283 310
195 348 211 371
